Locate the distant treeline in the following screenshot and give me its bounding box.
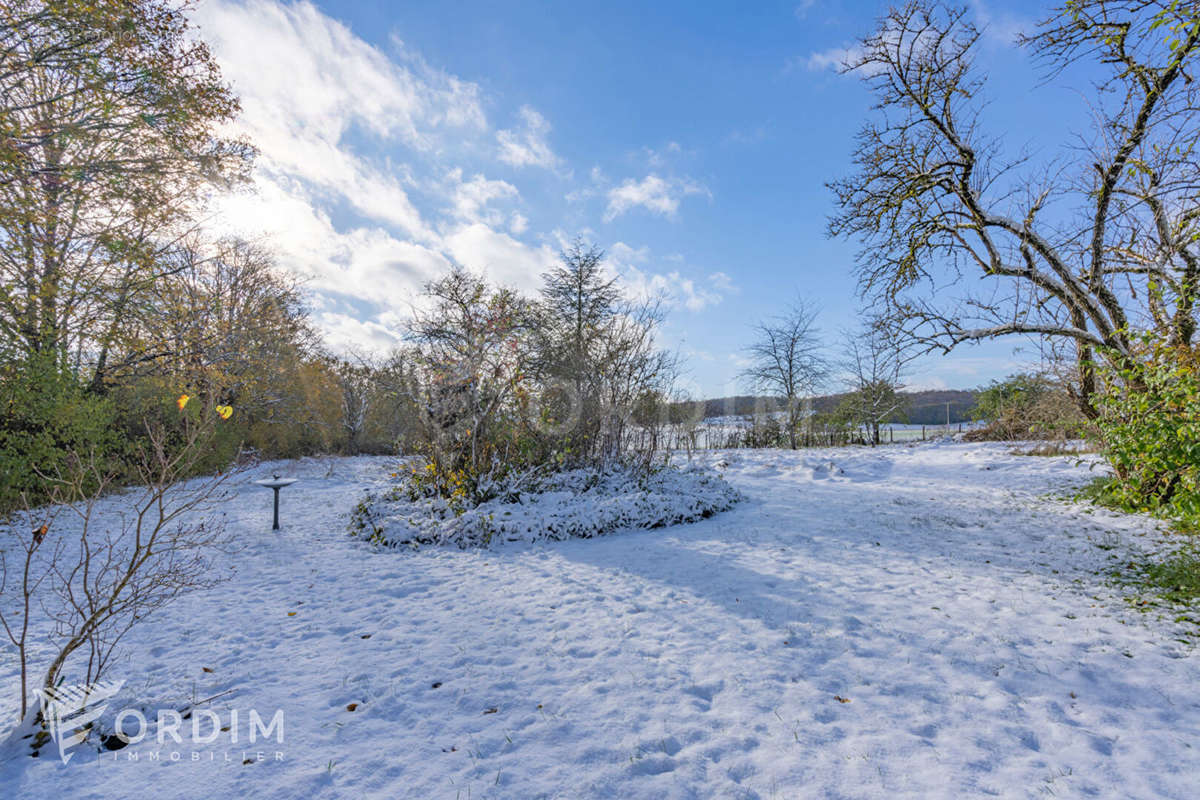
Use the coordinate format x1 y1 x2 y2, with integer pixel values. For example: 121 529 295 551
678 390 979 425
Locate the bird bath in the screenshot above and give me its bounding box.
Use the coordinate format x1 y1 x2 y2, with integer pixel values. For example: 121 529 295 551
253 475 299 530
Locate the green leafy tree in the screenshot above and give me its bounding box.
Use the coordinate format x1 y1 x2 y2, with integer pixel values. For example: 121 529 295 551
0 353 118 513
0 0 253 380
970 373 1086 440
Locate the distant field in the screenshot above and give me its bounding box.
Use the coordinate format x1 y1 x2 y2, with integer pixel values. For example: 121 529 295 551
650 415 981 451
679 389 980 426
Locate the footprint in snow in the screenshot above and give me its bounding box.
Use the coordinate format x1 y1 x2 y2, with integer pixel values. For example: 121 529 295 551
682 680 724 710
629 756 676 776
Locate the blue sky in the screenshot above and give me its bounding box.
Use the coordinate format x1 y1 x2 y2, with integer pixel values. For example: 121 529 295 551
195 0 1081 397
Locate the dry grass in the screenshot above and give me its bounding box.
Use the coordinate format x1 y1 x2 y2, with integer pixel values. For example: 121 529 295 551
1011 441 1100 457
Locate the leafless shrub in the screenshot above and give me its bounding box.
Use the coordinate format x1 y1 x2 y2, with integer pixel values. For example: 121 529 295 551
0 416 233 730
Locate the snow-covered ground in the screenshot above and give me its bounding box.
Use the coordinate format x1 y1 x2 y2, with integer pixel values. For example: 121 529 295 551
2 442 1198 799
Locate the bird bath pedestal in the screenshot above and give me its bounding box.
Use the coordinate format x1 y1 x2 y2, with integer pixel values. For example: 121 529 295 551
253 476 299 530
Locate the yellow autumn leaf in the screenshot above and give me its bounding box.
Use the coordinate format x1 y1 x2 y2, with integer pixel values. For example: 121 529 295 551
216 404 233 420
176 394 190 411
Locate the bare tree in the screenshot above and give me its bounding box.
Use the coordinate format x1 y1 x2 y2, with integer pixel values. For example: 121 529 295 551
593 299 679 464
0 410 232 729
334 355 373 454
401 246 679 475
132 237 319 414
741 299 828 448
363 347 422 453
828 0 1200 418
840 320 914 445
409 268 532 472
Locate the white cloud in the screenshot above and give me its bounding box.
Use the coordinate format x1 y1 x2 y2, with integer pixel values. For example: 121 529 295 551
318 310 404 354
904 375 950 391
970 0 1030 46
196 0 721 358
708 271 736 293
793 0 818 20
194 0 488 147
211 176 452 304
195 0 490 243
444 169 518 225
442 223 558 292
496 106 560 169
603 173 710 221
607 242 728 312
727 352 754 370
642 141 683 168
803 2 1025 77
629 269 722 311
192 0 576 353
802 44 866 73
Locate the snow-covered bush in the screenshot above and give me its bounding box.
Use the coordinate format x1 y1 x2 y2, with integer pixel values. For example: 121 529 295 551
350 461 741 548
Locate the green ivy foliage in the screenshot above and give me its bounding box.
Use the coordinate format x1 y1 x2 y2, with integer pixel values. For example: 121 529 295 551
1095 337 1200 525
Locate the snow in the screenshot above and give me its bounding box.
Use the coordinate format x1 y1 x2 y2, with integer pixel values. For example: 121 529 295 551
355 462 742 548
2 441 1198 799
